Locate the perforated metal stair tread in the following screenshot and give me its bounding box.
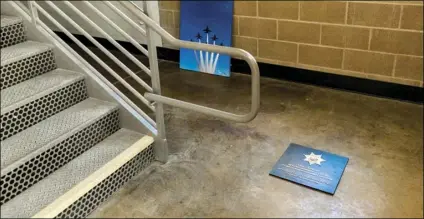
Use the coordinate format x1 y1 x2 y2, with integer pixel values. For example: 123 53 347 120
1 69 85 114
0 15 22 28
1 98 118 171
1 41 53 66
0 128 149 218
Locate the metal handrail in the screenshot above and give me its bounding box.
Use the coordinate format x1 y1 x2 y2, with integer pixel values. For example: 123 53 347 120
26 1 157 126
44 2 153 93
121 1 260 122
32 1 156 112
103 2 147 40
15 1 30 14
10 0 260 164
83 1 151 76
59 2 153 93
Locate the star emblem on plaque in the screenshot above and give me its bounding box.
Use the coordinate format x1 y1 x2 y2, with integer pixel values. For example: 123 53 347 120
269 143 349 194
303 152 326 165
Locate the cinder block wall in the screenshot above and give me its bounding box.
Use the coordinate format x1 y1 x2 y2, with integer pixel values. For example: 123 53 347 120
159 1 423 87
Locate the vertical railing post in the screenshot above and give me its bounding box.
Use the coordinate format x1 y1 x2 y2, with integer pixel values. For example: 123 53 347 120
145 1 168 163
28 1 38 25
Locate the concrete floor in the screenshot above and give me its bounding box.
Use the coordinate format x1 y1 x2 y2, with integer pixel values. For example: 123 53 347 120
85 52 423 218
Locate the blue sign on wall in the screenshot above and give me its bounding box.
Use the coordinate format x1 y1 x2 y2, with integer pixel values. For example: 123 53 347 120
179 0 234 77
270 143 349 194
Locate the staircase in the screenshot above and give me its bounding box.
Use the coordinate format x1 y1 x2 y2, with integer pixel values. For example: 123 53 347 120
1 0 260 217
1 14 155 218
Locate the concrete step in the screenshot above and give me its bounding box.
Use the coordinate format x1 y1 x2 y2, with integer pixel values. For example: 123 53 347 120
1 129 154 218
0 98 120 205
1 41 56 89
1 69 87 140
1 15 26 48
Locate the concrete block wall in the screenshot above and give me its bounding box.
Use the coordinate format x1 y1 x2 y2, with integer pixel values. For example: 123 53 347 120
159 1 423 87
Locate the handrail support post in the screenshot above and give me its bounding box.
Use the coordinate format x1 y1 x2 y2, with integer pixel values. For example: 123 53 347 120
145 1 168 163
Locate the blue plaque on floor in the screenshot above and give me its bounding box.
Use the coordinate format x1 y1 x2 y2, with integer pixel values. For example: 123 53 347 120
270 143 349 194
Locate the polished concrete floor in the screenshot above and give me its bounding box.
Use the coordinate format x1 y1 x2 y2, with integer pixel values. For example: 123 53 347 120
83 50 423 218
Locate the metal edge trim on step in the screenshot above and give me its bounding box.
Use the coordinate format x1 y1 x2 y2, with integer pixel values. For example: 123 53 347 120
0 71 85 115
1 50 57 90
1 41 54 66
0 15 23 27
0 101 119 175
0 80 88 142
0 111 120 205
32 135 154 218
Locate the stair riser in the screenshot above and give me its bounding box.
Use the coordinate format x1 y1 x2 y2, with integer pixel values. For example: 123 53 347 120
1 22 26 48
0 110 120 205
56 145 154 218
1 50 56 90
1 80 88 141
